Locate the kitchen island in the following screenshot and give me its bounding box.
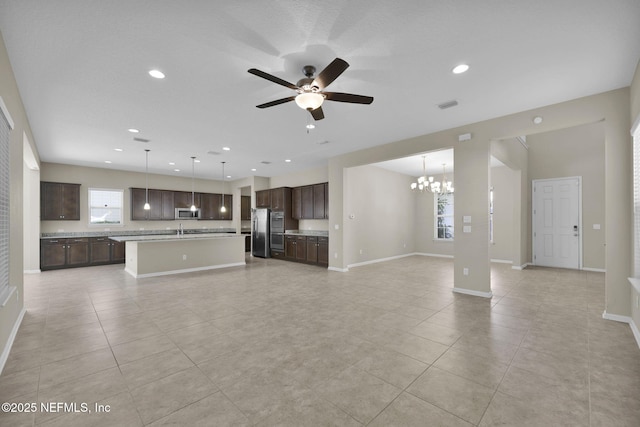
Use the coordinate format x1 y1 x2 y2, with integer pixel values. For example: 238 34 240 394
110 233 246 278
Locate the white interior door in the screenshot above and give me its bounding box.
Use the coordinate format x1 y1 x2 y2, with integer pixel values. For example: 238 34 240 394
532 177 581 269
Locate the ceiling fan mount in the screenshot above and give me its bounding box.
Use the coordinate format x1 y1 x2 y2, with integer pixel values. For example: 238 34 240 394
248 58 374 121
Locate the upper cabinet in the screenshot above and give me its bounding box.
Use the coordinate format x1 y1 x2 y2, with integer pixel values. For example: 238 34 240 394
41 182 81 220
241 196 251 220
291 182 328 220
256 189 271 208
131 188 231 221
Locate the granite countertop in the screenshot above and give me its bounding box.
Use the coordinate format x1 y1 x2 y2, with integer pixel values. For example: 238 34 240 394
109 233 242 242
284 230 329 237
41 228 237 239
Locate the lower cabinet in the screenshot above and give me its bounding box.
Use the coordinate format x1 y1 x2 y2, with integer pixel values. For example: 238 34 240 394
41 237 125 270
41 238 90 270
283 235 328 267
89 237 125 265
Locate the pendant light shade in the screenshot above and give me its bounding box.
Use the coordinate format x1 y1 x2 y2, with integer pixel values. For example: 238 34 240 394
220 161 227 213
144 149 151 210
190 156 197 211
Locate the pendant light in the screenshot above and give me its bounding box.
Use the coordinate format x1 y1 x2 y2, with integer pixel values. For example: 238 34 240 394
190 156 197 212
143 149 151 210
220 161 227 213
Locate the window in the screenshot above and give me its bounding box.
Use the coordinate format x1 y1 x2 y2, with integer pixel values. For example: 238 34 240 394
435 192 454 239
89 188 123 226
0 98 12 305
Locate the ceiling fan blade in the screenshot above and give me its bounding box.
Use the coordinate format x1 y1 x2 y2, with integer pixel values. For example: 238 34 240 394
309 106 325 121
323 92 374 104
312 58 349 90
248 68 299 90
256 96 296 109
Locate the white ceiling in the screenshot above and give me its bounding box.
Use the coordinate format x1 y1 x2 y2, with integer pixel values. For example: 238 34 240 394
1 1 639 181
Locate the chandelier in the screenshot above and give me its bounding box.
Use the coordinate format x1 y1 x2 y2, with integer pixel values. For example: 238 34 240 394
410 157 454 194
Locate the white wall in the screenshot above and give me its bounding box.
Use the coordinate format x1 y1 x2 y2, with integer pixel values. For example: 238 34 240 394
344 164 416 266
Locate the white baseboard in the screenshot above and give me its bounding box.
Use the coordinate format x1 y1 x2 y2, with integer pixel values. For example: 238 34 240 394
348 253 417 269
490 259 512 264
0 308 26 375
415 253 454 259
328 266 349 273
602 310 640 349
126 262 246 279
453 287 493 299
583 267 606 273
512 263 530 270
23 269 41 274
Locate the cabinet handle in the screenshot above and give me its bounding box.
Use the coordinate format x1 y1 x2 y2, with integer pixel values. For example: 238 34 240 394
50 240 58 243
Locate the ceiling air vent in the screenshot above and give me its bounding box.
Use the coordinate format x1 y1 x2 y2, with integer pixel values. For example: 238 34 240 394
260 161 271 165
133 137 150 143
207 151 221 156
438 100 458 110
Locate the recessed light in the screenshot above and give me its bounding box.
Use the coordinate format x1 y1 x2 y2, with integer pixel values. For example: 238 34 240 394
306 123 315 130
128 128 139 133
251 168 257 172
533 116 543 125
222 147 231 151
285 159 291 163
174 168 180 172
149 69 165 79
226 175 232 179
194 159 201 163
114 148 123 152
168 162 175 166
104 160 112 164
452 64 470 74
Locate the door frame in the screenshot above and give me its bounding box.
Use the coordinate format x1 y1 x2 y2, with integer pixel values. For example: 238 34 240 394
531 176 583 269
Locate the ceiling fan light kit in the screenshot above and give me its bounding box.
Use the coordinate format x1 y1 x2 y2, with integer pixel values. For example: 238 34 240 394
248 57 373 121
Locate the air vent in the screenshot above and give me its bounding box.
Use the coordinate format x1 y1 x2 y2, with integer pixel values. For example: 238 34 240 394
438 100 458 110
260 161 271 165
207 151 221 155
133 137 150 143
317 140 330 145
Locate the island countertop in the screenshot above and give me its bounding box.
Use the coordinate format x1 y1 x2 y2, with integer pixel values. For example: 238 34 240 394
109 233 241 242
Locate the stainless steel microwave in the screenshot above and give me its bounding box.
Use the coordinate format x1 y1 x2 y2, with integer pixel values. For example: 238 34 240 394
175 207 200 220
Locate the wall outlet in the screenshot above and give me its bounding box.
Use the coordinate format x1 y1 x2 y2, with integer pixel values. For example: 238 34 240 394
334 252 338 259
182 254 187 261
359 249 363 255
463 267 469 276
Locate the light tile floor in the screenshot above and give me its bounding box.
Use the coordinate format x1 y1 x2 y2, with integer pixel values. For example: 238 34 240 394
1 255 639 426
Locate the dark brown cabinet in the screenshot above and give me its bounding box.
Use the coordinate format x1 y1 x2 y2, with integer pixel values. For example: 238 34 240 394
283 234 328 267
131 188 174 221
313 183 327 219
317 236 329 266
131 188 231 221
291 183 328 220
201 193 232 220
270 188 287 211
41 182 81 220
241 196 251 220
41 238 90 270
89 237 125 265
256 190 271 208
174 191 199 209
42 236 125 270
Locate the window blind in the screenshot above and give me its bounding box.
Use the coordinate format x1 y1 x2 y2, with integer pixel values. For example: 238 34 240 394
0 102 10 303
634 133 640 277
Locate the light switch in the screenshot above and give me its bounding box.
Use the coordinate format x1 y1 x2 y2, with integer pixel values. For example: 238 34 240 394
463 216 471 223
463 225 471 233
593 224 601 230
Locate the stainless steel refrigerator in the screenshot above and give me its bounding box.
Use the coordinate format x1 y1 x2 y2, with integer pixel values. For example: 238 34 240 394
251 208 270 258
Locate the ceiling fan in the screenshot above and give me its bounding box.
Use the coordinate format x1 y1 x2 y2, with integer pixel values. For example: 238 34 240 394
248 58 374 120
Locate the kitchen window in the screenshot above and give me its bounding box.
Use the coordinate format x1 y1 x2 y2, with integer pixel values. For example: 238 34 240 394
89 188 123 226
435 192 454 240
